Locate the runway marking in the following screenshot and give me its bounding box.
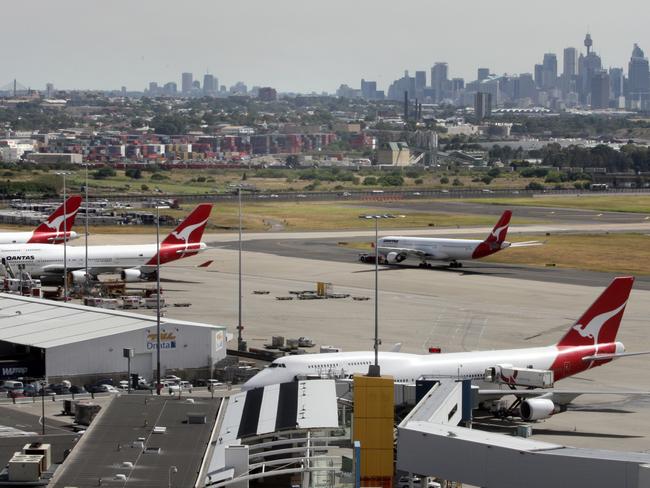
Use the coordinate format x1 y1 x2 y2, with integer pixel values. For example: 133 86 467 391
0 425 37 437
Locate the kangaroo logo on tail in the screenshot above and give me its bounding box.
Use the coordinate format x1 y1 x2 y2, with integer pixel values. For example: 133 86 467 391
571 301 627 343
490 223 509 242
170 217 209 248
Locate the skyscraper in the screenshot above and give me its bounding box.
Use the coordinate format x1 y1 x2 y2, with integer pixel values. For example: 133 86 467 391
361 79 378 100
628 43 650 107
534 64 543 88
578 33 602 104
203 74 218 95
474 92 492 119
415 71 426 99
562 47 578 96
609 67 624 101
590 70 610 109
477 68 490 81
542 53 558 89
181 72 193 94
431 62 448 102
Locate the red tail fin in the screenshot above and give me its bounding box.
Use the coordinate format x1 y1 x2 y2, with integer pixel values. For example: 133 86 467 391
485 210 512 244
161 203 212 247
557 276 634 347
146 204 212 265
29 195 82 243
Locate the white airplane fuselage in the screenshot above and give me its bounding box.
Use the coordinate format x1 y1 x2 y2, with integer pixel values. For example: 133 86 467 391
0 242 207 277
379 236 507 262
0 231 79 245
242 343 623 390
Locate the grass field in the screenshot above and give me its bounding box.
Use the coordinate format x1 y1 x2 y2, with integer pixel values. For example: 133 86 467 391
464 195 650 214
339 233 650 275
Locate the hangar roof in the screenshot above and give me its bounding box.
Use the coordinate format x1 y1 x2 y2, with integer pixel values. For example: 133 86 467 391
0 293 225 349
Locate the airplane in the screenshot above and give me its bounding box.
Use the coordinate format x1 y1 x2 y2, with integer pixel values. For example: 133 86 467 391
362 210 541 268
242 276 650 421
0 195 83 245
0 203 212 285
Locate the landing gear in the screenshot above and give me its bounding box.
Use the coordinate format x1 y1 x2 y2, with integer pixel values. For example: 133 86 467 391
449 261 463 268
418 262 433 269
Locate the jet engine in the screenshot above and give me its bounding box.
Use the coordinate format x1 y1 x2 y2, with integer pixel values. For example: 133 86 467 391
520 398 562 421
385 252 406 264
121 269 143 282
70 270 88 284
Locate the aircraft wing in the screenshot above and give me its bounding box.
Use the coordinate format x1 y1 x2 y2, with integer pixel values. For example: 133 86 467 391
508 241 545 248
582 350 650 361
478 388 650 406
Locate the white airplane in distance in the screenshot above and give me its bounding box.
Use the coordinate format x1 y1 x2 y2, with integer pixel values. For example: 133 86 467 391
0 195 83 245
243 277 650 420
363 210 541 268
0 203 212 285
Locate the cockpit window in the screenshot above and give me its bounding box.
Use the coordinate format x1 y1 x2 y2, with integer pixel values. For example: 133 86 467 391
269 363 286 368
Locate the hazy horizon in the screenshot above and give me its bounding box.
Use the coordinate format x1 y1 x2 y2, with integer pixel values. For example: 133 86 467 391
2 0 649 93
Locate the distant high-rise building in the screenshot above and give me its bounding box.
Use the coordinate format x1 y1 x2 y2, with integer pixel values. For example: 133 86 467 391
121 86 127 97
609 67 625 101
415 71 426 98
181 72 193 94
258 87 277 102
578 33 602 104
451 78 464 100
628 43 650 107
431 62 448 102
203 74 218 95
590 70 610 109
514 73 536 101
230 81 248 95
534 64 543 88
163 82 178 95
477 68 489 81
45 83 54 98
148 82 159 95
474 91 492 119
542 53 558 89
562 47 578 95
361 79 378 100
192 80 201 91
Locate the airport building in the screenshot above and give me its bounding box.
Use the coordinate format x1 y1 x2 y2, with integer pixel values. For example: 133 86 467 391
0 293 227 384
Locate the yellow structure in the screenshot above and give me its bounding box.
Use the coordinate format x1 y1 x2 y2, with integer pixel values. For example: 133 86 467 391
353 374 395 486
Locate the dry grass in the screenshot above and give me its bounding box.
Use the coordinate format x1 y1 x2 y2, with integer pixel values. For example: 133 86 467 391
483 233 650 275
463 195 650 214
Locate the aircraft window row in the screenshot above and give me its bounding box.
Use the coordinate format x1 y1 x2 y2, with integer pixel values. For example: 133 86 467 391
308 363 340 369
347 361 371 367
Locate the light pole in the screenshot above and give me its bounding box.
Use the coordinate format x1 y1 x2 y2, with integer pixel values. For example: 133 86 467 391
155 205 169 395
83 164 89 295
55 172 71 300
168 465 178 488
229 184 254 352
358 214 404 377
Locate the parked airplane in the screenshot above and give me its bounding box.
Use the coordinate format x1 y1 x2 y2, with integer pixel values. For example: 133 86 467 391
0 195 82 245
361 210 540 268
0 203 212 284
243 277 649 420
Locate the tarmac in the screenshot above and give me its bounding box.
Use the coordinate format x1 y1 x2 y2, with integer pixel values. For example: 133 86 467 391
4 205 650 456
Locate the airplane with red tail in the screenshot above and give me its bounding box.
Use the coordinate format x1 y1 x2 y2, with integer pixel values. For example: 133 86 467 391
0 195 83 245
365 210 541 268
0 203 212 285
243 276 650 420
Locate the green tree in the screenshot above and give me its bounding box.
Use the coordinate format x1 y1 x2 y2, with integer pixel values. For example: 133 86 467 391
93 167 116 179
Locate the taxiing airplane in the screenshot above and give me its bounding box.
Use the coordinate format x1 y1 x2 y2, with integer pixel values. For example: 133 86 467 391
363 210 541 268
243 277 649 420
0 203 212 285
0 195 83 245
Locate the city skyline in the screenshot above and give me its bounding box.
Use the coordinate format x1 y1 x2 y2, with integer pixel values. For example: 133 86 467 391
1 0 650 93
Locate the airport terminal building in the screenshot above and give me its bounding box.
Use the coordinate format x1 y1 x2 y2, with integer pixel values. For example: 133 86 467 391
0 293 228 384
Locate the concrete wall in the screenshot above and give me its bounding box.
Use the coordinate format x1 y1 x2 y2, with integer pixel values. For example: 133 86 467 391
46 324 226 382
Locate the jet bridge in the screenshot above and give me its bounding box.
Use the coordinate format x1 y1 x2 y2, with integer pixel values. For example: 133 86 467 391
397 380 650 488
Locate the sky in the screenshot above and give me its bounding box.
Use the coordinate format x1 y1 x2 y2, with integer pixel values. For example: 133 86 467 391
1 0 649 94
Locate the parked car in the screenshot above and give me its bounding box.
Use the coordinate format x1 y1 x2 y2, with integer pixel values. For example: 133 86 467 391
69 385 87 394
96 384 119 393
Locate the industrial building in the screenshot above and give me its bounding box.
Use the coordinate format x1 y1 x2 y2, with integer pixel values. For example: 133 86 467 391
0 293 227 384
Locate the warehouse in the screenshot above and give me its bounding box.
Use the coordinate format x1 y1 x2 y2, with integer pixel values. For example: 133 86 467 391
0 293 228 385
